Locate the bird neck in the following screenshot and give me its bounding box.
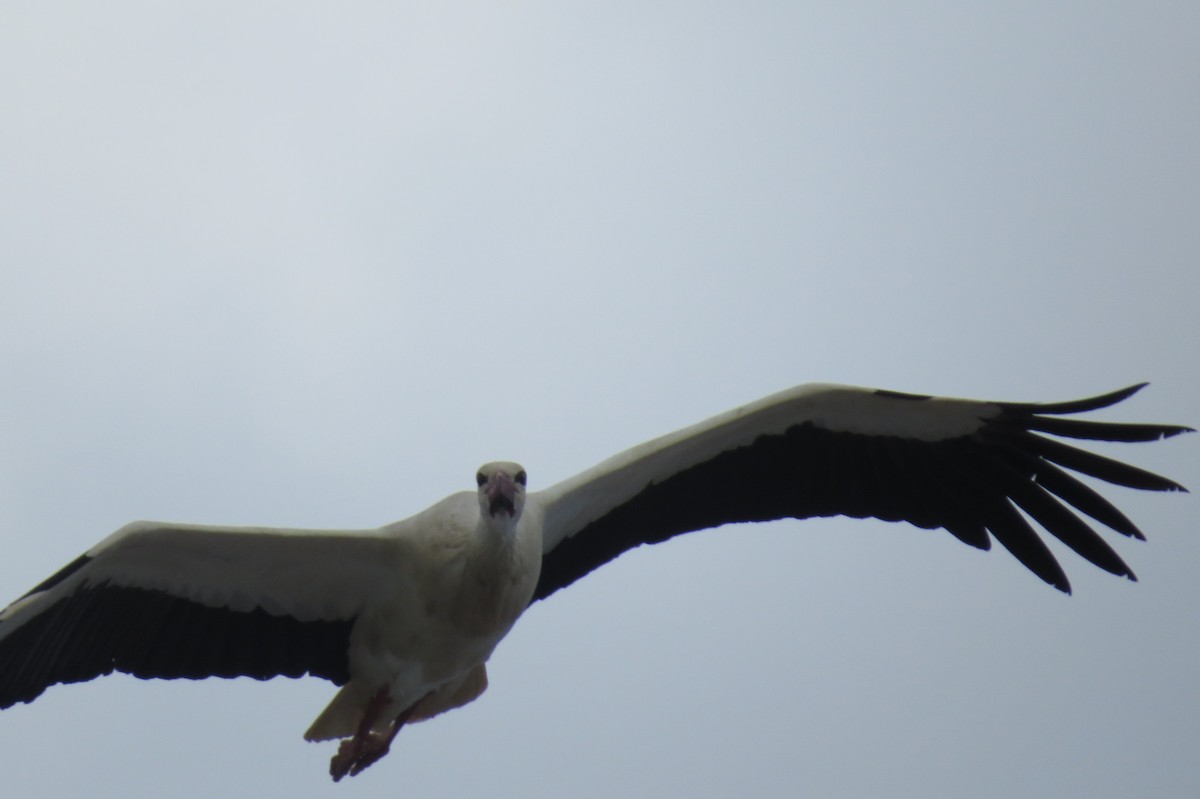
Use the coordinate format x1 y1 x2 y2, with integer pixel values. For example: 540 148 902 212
452 514 535 635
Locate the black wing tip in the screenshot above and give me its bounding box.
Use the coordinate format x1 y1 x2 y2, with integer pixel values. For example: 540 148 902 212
1003 383 1149 415
1008 383 1192 434
1135 422 1196 442
1119 381 1149 397
1031 561 1072 594
1044 566 1138 595
1130 472 1190 494
1102 381 1195 440
1097 382 1150 408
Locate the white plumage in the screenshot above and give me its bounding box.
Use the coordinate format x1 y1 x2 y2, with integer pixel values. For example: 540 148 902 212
0 383 1189 780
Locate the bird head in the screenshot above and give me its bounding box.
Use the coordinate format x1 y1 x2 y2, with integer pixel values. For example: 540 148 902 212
475 461 527 524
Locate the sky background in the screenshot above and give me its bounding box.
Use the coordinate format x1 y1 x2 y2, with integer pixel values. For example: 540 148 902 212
1 3 1197 797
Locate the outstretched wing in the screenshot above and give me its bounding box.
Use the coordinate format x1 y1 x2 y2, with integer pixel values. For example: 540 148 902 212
0 521 397 708
532 383 1190 601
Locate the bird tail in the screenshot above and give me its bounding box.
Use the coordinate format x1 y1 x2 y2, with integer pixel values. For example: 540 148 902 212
305 682 377 741
407 664 488 723
303 665 489 741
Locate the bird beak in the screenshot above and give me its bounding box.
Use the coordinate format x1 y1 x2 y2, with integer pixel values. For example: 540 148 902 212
486 472 518 518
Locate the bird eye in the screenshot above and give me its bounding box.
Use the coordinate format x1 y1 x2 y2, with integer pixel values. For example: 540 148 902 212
476 472 487 487
515 470 527 486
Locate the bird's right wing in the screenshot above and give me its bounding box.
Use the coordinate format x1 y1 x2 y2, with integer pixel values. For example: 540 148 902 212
0 521 401 708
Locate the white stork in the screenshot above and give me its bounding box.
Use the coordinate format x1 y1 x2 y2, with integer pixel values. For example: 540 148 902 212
0 383 1189 780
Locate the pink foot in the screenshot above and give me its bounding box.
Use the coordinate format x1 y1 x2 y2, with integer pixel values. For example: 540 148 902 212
326 688 425 781
330 732 392 781
328 687 395 782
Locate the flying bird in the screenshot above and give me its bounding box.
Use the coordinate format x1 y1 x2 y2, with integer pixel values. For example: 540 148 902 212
0 382 1189 780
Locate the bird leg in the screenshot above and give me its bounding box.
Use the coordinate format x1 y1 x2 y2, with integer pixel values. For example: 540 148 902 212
329 688 421 782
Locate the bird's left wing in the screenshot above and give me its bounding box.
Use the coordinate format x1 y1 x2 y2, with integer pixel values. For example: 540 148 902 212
531 383 1190 601
0 521 399 708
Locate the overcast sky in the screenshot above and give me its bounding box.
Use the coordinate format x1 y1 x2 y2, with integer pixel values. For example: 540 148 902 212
1 3 1197 798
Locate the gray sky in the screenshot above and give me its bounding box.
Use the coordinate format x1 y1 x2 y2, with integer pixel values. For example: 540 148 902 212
1 3 1197 797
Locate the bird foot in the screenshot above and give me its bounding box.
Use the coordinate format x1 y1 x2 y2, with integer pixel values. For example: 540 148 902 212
330 731 392 782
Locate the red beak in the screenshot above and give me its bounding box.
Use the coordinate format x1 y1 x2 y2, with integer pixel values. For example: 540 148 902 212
486 472 517 517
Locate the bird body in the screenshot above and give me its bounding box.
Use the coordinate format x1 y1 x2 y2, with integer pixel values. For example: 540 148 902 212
0 383 1189 779
307 479 542 744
